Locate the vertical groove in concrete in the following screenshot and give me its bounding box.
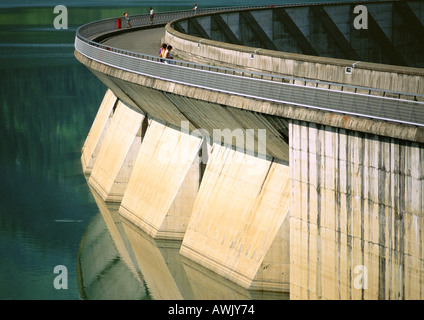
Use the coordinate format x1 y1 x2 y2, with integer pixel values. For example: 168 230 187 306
306 122 310 300
336 125 341 299
316 123 322 298
378 138 387 299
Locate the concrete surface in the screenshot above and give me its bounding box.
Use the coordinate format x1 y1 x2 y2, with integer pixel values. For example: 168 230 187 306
103 27 166 56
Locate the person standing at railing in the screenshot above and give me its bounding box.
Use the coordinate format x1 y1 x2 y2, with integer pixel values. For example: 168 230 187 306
193 4 198 15
149 7 155 24
123 12 132 28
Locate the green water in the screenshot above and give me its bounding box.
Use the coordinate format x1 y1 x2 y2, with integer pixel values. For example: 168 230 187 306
0 6 108 300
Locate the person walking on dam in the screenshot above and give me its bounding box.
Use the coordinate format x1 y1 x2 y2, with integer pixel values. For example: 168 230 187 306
149 7 155 24
123 12 132 28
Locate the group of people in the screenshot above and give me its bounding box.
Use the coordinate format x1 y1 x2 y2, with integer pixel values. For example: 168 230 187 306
122 7 154 28
159 43 174 63
123 4 198 28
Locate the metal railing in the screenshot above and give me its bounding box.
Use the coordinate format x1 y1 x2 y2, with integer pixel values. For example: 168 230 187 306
77 7 231 40
75 6 424 128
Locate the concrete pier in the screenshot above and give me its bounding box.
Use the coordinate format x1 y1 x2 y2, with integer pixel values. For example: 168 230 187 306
180 144 290 291
119 119 203 240
87 100 145 202
81 89 117 175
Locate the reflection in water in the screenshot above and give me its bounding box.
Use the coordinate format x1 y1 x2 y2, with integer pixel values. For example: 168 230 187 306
78 186 289 300
77 212 148 300
0 33 106 300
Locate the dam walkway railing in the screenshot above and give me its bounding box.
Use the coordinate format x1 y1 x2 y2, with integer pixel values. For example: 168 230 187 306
75 6 424 128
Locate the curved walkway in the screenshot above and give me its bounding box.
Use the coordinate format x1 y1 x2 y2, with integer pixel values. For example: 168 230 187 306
102 27 166 56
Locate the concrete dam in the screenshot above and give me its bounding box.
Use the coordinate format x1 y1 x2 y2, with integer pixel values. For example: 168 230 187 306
74 0 424 299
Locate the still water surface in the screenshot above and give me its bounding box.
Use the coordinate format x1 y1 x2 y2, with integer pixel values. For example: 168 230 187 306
0 4 106 299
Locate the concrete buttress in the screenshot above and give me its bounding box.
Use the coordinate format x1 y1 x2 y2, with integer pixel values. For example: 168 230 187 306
88 101 145 202
119 119 203 240
180 143 290 291
81 89 117 175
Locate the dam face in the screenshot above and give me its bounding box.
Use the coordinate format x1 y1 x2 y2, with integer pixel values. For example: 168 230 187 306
75 1 424 299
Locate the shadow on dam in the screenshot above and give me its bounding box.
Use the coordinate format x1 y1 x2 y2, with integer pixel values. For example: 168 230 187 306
172 0 424 68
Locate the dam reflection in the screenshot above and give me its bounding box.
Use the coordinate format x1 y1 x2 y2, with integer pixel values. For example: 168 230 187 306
77 186 289 300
